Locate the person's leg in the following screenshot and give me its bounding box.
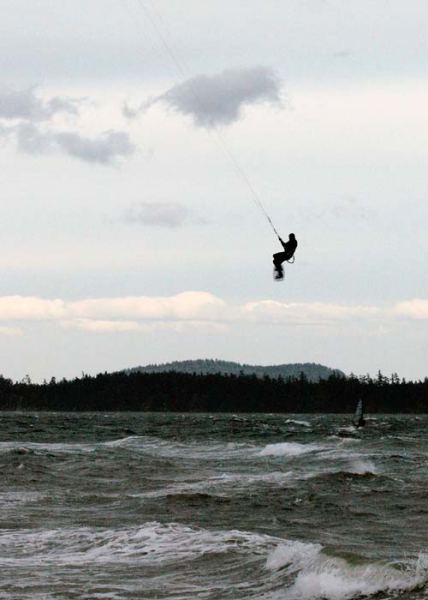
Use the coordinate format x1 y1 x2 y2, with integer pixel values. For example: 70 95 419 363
273 251 286 266
273 264 284 280
273 252 285 280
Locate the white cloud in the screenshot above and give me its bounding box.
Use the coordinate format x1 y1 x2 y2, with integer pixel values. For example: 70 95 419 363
0 326 22 337
0 296 66 320
0 292 225 323
242 300 381 325
61 319 142 333
126 66 282 128
167 321 228 334
60 318 227 335
0 295 426 334
393 299 428 320
68 292 225 321
123 202 192 228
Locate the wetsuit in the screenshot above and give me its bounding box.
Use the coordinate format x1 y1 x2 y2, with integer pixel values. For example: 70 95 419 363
273 234 297 280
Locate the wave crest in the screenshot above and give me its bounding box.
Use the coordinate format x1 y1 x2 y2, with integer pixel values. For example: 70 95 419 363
258 442 322 457
267 543 428 599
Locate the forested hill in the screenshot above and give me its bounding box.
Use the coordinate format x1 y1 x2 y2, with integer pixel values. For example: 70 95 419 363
126 359 344 382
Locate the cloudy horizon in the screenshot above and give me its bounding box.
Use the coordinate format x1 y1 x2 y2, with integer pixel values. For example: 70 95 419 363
1 0 427 382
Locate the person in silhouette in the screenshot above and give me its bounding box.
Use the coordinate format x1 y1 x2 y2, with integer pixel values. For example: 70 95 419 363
273 233 297 280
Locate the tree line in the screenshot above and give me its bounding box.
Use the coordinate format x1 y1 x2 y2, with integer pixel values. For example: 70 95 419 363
0 369 427 413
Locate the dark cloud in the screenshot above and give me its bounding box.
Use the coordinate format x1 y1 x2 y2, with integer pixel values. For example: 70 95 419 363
123 202 192 228
125 67 282 128
14 123 52 154
0 123 12 143
0 86 134 164
11 123 135 164
122 102 139 120
54 130 135 164
0 87 81 121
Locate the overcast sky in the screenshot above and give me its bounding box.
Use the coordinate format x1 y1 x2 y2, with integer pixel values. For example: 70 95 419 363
0 0 427 381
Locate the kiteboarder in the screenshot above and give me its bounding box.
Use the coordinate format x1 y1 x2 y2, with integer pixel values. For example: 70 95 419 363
273 233 297 280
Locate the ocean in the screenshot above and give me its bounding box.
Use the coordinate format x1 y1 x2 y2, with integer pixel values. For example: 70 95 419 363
0 412 427 599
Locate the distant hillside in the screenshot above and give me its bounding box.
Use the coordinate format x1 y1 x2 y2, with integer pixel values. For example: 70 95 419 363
126 359 345 382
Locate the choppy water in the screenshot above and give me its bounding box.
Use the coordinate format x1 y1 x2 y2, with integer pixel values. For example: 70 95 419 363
1 412 428 599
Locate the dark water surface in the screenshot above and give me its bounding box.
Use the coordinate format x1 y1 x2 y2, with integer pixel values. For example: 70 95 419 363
0 412 427 599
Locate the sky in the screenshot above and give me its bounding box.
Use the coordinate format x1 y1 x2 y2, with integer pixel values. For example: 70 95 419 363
0 0 427 382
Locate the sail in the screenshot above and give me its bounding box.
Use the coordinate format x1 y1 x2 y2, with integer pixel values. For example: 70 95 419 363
354 399 365 427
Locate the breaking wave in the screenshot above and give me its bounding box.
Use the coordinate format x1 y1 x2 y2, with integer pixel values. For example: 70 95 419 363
134 470 295 499
285 419 311 427
0 522 278 567
267 542 428 599
104 435 256 460
3 521 426 599
258 442 325 457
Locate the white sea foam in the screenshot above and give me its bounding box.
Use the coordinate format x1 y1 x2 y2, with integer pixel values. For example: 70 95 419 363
347 459 377 475
133 470 294 499
266 539 322 572
0 522 279 567
0 519 427 599
215 471 294 486
180 470 295 492
303 456 379 480
0 441 97 454
104 435 256 461
267 543 428 600
326 436 363 449
285 419 311 427
104 435 140 447
258 442 323 458
0 491 46 507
